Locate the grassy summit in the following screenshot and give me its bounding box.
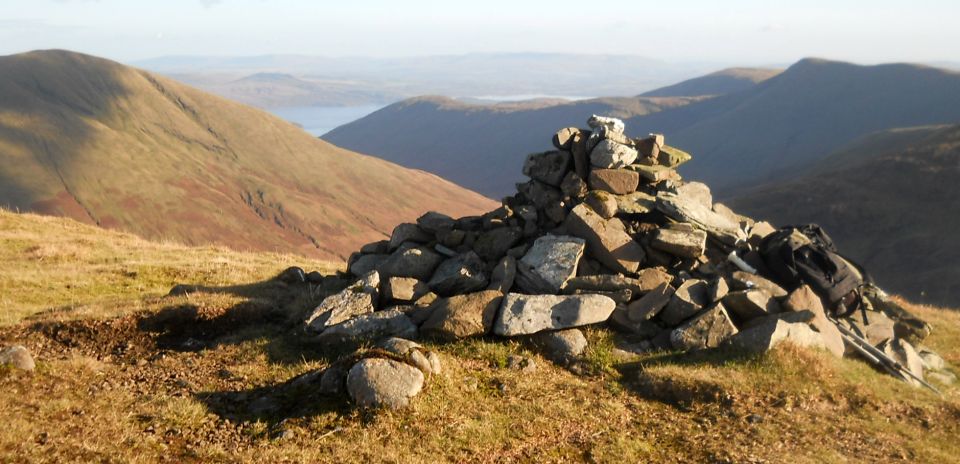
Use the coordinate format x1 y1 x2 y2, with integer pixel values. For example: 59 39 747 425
1 210 958 462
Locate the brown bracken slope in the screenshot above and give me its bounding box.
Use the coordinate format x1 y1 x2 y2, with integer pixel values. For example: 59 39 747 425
0 50 496 259
728 124 960 307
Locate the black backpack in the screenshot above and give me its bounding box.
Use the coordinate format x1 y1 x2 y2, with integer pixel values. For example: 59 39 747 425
759 224 864 308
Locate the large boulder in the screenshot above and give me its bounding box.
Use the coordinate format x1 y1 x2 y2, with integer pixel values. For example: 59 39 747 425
563 203 645 274
670 303 739 351
346 358 424 409
516 235 585 294
379 246 444 281
420 290 504 341
428 251 488 296
0 345 35 371
304 271 379 333
523 150 571 186
316 310 418 346
493 293 616 336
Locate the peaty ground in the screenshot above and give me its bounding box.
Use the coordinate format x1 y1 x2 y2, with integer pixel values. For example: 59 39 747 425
1 209 959 463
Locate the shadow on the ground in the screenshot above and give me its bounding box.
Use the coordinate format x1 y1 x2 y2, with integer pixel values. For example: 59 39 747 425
135 272 360 365
194 369 354 427
614 347 762 410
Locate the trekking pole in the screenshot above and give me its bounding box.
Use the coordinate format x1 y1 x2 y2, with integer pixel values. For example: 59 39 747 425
828 317 942 396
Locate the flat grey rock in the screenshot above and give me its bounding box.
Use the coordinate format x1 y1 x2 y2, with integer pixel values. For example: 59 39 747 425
316 310 418 346
650 227 707 259
516 235 585 294
493 293 616 336
416 211 455 234
656 192 746 246
304 271 379 333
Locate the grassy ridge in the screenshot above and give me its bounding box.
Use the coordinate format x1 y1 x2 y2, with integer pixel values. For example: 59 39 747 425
1 210 959 462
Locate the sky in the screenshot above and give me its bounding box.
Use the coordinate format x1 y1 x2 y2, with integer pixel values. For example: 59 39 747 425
1 0 959 65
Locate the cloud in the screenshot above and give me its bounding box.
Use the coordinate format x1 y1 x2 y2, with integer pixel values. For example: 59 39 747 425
199 0 222 7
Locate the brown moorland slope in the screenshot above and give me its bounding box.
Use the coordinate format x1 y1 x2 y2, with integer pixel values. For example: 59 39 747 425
728 124 960 306
0 50 495 260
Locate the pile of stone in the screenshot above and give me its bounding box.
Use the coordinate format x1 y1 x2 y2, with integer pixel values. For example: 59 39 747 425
303 116 950 408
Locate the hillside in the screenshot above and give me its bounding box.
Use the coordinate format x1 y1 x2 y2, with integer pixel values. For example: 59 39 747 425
1 209 959 462
640 67 781 97
0 50 495 259
325 58 960 197
323 95 701 197
728 124 960 306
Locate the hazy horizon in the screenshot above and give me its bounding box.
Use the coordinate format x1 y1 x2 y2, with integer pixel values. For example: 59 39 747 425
3 0 959 66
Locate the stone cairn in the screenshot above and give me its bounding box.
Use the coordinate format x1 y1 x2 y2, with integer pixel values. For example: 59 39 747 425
297 115 951 409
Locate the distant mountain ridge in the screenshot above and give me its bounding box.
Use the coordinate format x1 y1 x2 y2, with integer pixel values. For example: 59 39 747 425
728 124 960 306
640 67 781 97
0 50 495 259
323 95 702 197
326 58 960 197
137 53 722 108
